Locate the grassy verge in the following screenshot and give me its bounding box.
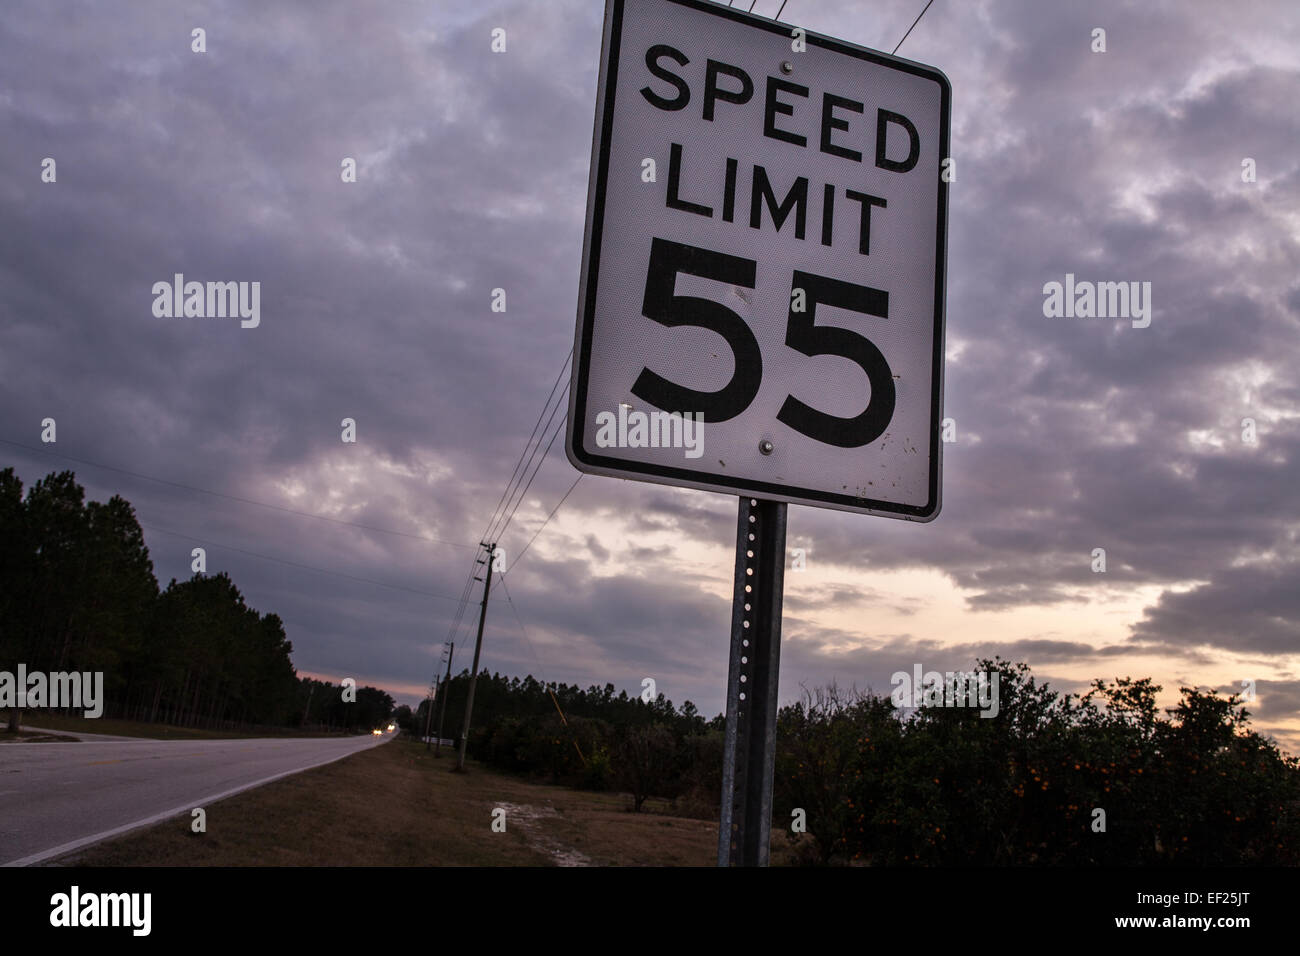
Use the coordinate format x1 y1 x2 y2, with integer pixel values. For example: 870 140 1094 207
0 729 79 743
62 738 751 866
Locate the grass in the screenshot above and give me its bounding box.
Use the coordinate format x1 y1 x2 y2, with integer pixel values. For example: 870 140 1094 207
61 738 747 866
7 712 362 741
0 728 79 743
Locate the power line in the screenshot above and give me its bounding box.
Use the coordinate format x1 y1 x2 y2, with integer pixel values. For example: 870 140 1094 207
443 549 486 646
140 523 471 602
893 0 936 54
506 473 583 573
486 376 570 543
447 349 570 658
437 347 573 671
496 571 549 686
430 345 577 712
460 428 582 706
0 437 476 550
479 348 572 545
485 388 567 545
499 572 585 764
493 408 566 546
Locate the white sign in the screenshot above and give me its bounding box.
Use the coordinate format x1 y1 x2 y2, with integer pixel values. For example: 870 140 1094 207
567 0 950 519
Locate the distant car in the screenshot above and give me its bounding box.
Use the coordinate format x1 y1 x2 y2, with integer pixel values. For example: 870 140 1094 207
371 729 382 736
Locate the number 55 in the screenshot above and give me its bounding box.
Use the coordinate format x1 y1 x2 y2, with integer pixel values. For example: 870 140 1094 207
779 271 894 448
632 237 895 448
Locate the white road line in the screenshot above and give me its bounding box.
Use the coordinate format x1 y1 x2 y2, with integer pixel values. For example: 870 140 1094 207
3 735 393 867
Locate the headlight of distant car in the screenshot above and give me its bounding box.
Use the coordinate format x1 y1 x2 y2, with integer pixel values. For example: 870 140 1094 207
372 729 382 735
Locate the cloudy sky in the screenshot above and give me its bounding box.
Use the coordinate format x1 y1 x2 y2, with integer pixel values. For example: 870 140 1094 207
2 0 1298 749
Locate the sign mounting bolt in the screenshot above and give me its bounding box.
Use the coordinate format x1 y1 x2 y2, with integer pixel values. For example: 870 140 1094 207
780 60 794 75
759 439 775 455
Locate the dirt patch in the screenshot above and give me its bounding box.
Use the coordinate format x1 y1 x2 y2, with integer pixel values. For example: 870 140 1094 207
494 801 593 866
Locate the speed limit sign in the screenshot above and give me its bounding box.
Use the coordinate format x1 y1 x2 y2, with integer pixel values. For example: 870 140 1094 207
566 0 950 520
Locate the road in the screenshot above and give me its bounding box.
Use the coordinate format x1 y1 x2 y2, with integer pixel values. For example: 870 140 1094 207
0 731 394 866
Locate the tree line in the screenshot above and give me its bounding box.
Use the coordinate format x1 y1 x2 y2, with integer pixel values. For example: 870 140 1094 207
409 671 718 810
0 467 392 733
413 659 1300 865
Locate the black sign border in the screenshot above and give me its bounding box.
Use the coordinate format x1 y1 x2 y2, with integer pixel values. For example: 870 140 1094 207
567 0 951 521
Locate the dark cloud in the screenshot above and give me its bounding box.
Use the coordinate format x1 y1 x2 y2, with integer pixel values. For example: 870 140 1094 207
1132 562 1300 654
2 0 1298 743
584 534 610 563
1241 680 1300 724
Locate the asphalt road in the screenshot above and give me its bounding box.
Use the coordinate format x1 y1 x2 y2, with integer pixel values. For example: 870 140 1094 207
0 731 394 866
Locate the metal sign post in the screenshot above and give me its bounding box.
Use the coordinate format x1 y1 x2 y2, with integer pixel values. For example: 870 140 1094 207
567 0 951 867
718 497 787 866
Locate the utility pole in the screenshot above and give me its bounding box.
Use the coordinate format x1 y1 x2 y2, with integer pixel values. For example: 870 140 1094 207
434 642 454 756
422 678 437 750
455 544 495 771
423 642 449 749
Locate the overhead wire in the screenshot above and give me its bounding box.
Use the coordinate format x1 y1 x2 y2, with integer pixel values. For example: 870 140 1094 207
434 346 573 678
505 473 582 574
485 377 570 542
480 347 572 545
491 404 566 546
893 0 936 54
432 0 947 703
497 569 585 764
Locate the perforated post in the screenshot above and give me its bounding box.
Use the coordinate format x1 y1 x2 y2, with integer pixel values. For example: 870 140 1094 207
718 496 787 866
